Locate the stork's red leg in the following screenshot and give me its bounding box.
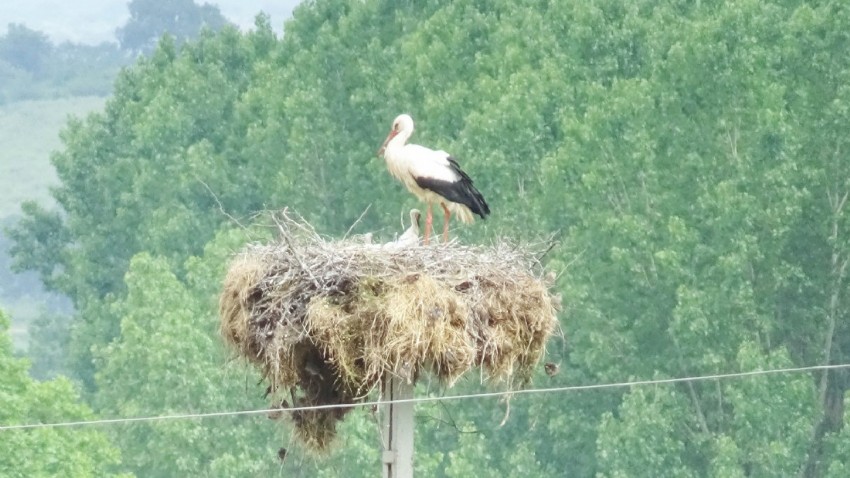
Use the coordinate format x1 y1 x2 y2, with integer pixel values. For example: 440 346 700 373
441 203 451 244
424 203 433 245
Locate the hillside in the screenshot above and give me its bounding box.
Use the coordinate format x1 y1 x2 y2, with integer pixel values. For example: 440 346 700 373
0 97 101 351
0 96 105 219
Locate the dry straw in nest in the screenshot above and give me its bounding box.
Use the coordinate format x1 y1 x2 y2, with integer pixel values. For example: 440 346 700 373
219 212 561 450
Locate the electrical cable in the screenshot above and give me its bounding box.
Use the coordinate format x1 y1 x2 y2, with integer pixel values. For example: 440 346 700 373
2 362 846 431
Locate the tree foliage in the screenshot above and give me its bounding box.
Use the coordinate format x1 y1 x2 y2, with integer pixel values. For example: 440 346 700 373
117 0 230 53
93 236 278 476
9 0 850 475
0 24 51 74
0 25 125 103
0 309 127 477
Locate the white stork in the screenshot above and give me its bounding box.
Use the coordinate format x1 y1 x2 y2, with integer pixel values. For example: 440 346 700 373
377 114 490 244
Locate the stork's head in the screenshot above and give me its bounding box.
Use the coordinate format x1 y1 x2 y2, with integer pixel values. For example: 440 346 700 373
377 114 415 157
410 208 421 231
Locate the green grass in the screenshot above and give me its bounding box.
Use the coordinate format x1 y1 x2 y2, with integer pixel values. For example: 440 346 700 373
0 96 106 219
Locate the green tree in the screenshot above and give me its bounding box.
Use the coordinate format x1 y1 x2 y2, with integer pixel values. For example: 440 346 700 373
94 246 277 476
0 309 127 477
0 23 52 75
117 0 230 53
536 1 849 475
49 42 127 97
26 311 73 380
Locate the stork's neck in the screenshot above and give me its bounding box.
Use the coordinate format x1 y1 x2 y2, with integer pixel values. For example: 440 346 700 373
385 129 412 155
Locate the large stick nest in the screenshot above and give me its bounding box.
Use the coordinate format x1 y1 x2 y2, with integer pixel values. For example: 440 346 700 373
219 213 561 450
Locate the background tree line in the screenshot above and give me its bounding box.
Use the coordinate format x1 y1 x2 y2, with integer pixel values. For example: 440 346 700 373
0 0 229 103
0 23 123 102
4 0 850 476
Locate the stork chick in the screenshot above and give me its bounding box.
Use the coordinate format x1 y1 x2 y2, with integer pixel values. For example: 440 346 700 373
396 208 422 248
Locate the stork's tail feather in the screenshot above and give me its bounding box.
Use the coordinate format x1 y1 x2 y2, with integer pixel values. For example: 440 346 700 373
445 156 490 219
461 181 490 220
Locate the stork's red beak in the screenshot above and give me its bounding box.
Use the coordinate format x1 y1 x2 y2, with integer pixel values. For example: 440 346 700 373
377 130 398 157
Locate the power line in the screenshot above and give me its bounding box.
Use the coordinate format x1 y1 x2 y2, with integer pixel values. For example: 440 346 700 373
2 362 847 432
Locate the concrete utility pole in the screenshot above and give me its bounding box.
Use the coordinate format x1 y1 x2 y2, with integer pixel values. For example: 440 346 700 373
381 374 415 478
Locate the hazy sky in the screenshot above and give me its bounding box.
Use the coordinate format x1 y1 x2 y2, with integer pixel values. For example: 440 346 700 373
0 0 302 45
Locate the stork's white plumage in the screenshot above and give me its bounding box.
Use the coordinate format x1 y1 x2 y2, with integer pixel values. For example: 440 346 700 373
396 209 422 247
378 114 490 244
383 209 421 251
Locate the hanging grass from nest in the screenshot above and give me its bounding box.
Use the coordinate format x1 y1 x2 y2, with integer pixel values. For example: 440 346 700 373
219 212 561 450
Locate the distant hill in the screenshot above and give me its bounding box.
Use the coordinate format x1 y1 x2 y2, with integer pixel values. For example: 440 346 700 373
0 96 101 349
0 96 105 219
0 0 300 45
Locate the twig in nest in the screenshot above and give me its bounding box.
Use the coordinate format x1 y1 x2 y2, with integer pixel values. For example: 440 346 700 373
343 203 372 240
195 175 249 231
417 401 480 434
536 235 560 263
275 209 322 289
